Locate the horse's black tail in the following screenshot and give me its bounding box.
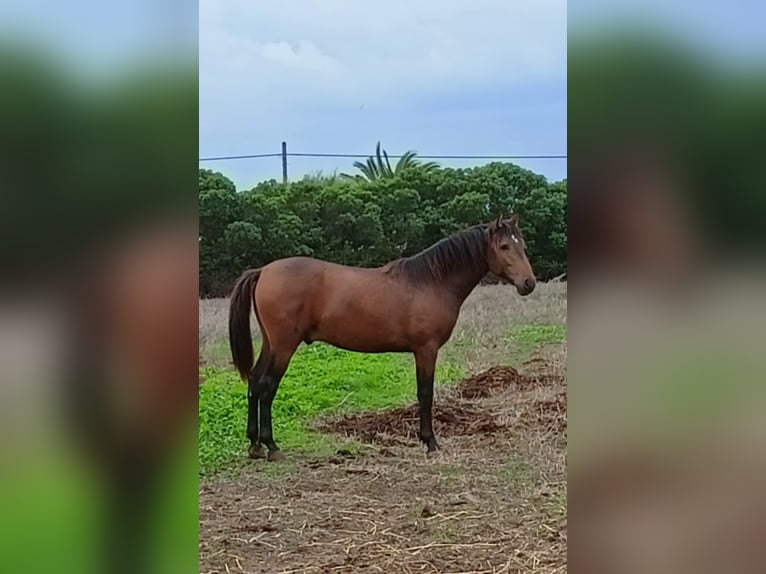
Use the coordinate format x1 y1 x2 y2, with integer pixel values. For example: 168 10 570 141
229 268 262 380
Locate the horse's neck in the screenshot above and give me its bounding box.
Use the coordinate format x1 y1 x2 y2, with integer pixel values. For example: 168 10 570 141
446 264 487 304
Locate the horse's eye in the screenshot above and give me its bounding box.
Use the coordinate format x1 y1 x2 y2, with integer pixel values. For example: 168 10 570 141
500 244 510 251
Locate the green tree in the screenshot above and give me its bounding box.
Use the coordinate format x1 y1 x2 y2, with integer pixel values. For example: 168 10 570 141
365 179 424 258
224 221 262 271
443 191 491 231
199 168 236 194
315 183 385 265
516 181 567 279
197 164 567 297
198 171 244 295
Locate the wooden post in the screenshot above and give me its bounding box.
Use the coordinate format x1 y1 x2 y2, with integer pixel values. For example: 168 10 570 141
281 141 288 183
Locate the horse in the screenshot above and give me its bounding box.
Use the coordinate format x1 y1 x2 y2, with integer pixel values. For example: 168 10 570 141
228 215 536 461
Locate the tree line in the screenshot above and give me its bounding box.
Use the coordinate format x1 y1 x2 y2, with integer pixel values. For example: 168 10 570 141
199 160 567 297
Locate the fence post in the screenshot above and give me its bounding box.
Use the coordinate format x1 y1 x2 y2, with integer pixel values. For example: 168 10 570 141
281 141 288 183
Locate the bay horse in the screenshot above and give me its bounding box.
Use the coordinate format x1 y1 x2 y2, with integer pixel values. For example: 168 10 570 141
228 216 536 461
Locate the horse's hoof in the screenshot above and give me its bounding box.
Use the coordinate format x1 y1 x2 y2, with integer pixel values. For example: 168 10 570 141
267 450 286 462
248 444 266 459
426 442 440 458
426 437 440 452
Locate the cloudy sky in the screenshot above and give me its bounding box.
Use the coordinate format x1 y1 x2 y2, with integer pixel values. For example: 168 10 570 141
199 0 568 189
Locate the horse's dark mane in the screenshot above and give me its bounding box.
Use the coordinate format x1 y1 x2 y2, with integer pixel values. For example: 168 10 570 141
385 225 488 285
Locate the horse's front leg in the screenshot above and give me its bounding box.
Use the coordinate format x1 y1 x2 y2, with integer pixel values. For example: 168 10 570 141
414 346 439 454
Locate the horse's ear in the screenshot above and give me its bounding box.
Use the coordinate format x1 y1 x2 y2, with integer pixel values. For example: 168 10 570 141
508 213 519 227
489 215 502 233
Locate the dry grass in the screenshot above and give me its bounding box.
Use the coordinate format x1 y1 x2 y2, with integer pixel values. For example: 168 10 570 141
443 282 566 372
199 296 229 349
199 369 566 573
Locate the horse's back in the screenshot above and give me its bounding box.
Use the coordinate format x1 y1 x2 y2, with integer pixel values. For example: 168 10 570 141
259 256 400 313
256 256 329 306
258 256 360 295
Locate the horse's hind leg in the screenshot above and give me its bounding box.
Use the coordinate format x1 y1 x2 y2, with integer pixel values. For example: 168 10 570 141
258 345 297 462
415 346 440 455
246 347 270 459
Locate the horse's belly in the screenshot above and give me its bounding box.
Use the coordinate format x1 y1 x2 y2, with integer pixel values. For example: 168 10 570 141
312 320 410 353
311 296 411 353
324 337 410 354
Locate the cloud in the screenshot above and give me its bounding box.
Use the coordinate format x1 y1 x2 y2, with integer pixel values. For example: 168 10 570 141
200 0 566 107
260 40 343 76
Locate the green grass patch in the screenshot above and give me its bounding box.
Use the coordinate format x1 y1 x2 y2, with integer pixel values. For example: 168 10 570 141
432 522 459 544
261 461 298 478
433 464 465 485
497 457 537 486
199 343 464 476
507 324 566 359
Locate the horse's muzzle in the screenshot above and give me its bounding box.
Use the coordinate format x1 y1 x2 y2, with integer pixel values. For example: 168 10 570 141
517 277 536 296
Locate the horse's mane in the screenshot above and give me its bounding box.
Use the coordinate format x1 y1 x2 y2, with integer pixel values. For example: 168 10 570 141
385 225 488 286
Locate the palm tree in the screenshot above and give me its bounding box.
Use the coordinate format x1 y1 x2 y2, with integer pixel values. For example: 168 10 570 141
342 141 439 181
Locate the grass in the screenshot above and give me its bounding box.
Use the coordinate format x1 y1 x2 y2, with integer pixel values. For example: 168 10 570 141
497 457 537 485
507 323 567 359
438 283 566 371
199 343 464 476
434 464 466 485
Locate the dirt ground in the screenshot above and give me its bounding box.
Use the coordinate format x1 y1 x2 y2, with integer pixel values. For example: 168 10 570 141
199 362 567 574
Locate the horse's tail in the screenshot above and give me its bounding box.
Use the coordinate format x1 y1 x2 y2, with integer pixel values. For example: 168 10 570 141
229 268 262 380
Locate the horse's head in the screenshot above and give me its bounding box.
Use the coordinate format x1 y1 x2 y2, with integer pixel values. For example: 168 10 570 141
485 215 536 296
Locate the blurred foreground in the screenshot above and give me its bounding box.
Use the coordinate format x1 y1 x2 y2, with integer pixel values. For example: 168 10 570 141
0 3 197 573
570 6 766 573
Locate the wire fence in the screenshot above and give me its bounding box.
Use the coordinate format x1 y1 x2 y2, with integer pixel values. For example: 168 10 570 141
199 151 568 162
199 143 567 183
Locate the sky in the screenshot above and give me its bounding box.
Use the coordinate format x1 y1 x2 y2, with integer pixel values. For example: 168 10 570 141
199 0 568 189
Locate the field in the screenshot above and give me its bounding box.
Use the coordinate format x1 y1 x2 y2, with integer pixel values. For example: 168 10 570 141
199 283 567 573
